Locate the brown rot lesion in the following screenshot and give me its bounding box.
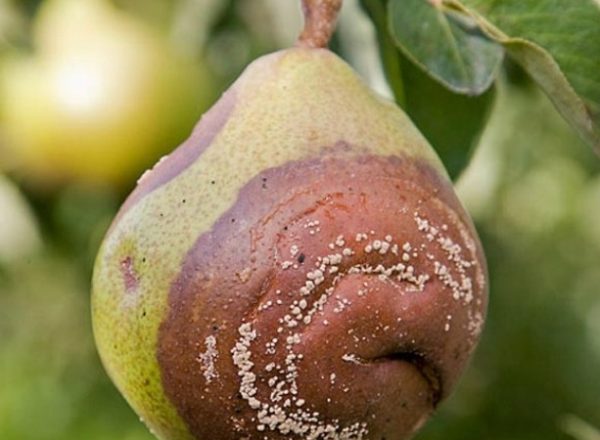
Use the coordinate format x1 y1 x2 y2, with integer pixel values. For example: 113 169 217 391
225 188 483 438
154 154 487 440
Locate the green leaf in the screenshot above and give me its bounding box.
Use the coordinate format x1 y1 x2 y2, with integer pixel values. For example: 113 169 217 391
401 51 495 178
448 0 600 152
362 0 495 179
387 0 503 95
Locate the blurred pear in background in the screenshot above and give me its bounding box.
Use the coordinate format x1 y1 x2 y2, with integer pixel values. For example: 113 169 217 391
0 0 214 188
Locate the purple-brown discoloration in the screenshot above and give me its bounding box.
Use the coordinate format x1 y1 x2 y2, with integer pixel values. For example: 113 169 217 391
113 87 237 226
157 151 487 440
120 256 139 292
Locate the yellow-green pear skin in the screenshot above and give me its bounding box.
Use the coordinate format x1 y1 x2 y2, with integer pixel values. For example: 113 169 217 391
92 47 488 440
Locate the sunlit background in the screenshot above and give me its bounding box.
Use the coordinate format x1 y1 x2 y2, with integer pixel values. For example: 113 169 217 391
0 1 599 439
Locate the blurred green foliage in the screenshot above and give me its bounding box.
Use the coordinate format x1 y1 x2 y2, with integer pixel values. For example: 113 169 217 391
0 1 599 440
422 78 600 440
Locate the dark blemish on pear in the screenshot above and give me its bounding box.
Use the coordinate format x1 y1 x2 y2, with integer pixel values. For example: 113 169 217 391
120 256 138 292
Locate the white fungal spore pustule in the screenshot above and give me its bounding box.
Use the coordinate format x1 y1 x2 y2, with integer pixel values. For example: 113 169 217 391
198 335 219 384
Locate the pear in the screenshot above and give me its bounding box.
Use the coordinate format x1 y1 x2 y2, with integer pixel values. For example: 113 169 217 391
92 2 488 439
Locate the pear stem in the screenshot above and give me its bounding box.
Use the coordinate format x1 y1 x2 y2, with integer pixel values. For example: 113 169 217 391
296 0 343 48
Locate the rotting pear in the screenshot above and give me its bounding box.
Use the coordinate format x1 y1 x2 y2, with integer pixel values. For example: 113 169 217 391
92 1 488 439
